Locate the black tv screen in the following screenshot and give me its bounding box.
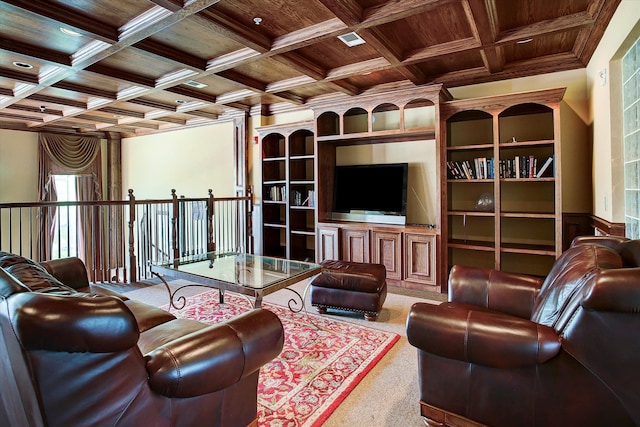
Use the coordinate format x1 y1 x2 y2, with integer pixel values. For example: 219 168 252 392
333 163 408 216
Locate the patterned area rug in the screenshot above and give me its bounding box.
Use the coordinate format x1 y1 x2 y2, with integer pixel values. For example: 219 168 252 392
167 289 400 427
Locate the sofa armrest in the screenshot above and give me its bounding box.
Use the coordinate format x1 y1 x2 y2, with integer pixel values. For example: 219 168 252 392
448 265 543 318
39 257 90 291
145 308 284 398
406 302 560 369
582 268 640 312
9 292 139 352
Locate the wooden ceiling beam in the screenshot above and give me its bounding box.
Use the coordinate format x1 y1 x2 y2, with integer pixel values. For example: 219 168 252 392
0 67 39 85
316 0 363 26
99 107 146 119
133 40 208 70
464 0 504 73
27 93 86 109
51 82 118 100
362 0 457 27
164 86 217 104
497 12 595 44
0 38 72 67
149 0 184 12
1 0 119 42
85 64 156 88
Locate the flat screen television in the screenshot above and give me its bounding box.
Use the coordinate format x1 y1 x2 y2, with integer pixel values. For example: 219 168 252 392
332 163 408 225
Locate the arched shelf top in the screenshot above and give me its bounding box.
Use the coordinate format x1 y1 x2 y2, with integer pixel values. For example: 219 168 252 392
289 128 315 157
372 103 399 113
317 111 340 137
447 109 493 123
372 103 400 132
499 103 553 118
290 128 314 138
405 98 435 109
344 107 368 134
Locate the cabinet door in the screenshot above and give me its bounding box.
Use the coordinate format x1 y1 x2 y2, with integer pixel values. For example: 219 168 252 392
404 233 436 286
371 230 402 280
317 226 339 262
341 228 370 263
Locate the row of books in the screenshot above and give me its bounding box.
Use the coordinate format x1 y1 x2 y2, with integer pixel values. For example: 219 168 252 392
266 185 286 201
292 190 315 207
447 158 494 180
448 156 554 180
267 186 316 206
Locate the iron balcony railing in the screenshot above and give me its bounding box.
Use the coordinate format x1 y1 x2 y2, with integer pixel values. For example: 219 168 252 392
0 188 254 283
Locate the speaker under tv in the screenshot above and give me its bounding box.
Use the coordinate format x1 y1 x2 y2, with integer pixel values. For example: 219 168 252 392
331 163 408 225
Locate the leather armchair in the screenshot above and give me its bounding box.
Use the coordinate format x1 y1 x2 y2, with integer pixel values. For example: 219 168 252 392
0 252 284 427
406 237 640 427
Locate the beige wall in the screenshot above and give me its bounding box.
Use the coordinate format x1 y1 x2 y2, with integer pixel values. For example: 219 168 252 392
0 130 39 202
122 121 236 199
586 0 640 223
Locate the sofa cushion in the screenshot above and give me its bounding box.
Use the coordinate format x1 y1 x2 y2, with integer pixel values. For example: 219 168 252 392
0 252 75 295
531 245 622 328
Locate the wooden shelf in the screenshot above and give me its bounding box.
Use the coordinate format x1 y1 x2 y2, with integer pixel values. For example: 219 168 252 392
448 239 495 251
317 127 435 145
499 243 556 256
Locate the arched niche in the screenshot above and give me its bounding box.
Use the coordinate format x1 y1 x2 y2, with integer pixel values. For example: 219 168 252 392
499 103 554 143
262 132 286 158
404 98 435 129
317 111 340 136
372 103 400 131
447 110 493 147
289 129 314 157
343 107 368 134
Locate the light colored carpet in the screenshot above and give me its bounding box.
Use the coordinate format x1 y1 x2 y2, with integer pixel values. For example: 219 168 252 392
99 279 443 426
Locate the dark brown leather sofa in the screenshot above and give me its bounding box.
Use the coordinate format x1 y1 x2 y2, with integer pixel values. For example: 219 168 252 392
406 236 640 427
0 252 284 427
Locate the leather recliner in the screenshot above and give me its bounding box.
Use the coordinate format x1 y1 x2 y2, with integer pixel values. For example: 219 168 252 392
406 236 640 427
0 252 284 427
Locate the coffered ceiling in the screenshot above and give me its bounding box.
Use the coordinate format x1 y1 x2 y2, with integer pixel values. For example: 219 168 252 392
0 0 620 137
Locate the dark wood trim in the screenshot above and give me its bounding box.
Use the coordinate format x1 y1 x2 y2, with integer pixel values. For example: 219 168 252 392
562 213 593 250
590 215 626 237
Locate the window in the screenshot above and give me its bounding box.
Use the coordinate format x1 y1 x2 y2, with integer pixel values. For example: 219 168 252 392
51 175 78 258
622 36 640 239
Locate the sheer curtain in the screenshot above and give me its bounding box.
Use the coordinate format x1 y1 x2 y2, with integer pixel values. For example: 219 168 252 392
37 133 102 277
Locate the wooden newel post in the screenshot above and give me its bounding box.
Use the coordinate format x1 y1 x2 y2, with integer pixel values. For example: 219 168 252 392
127 189 137 283
207 189 216 253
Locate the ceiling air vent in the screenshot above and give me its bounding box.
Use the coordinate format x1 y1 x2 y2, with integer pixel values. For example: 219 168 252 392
184 80 208 89
338 32 365 47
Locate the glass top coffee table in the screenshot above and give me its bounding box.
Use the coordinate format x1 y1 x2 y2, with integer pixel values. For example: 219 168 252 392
150 252 321 310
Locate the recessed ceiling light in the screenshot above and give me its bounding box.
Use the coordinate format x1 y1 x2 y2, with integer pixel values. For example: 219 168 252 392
12 61 33 69
253 17 262 25
60 28 81 37
176 99 188 104
517 38 533 44
338 32 366 47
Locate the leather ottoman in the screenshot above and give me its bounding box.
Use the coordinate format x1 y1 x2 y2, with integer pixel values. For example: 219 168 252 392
310 260 387 321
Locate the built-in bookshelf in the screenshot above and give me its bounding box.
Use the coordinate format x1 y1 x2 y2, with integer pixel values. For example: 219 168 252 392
259 122 316 261
441 88 589 277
